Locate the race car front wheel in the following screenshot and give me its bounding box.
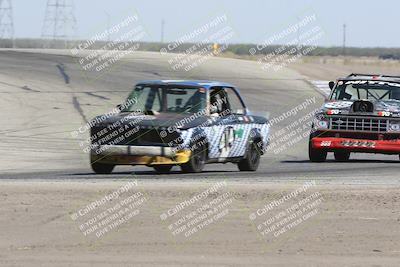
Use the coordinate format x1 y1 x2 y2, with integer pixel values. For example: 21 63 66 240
334 151 350 162
91 162 115 174
309 140 327 162
238 141 261 171
181 142 207 173
153 165 173 173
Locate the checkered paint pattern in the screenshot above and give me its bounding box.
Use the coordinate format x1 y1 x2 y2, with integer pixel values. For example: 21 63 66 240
180 123 269 159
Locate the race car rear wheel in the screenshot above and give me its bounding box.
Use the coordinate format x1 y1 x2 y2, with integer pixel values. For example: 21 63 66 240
238 140 261 171
91 162 115 174
309 140 327 162
334 151 350 162
181 142 207 173
153 165 173 173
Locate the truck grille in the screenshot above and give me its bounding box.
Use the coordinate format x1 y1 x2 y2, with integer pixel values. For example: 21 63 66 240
329 116 388 133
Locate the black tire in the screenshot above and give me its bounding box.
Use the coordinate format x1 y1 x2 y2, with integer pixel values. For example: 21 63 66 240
181 142 207 173
238 141 261 171
308 139 327 162
153 165 173 173
91 162 115 174
334 151 350 162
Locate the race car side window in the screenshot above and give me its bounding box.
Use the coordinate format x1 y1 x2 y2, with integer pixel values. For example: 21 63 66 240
210 87 245 116
224 87 245 114
210 87 230 115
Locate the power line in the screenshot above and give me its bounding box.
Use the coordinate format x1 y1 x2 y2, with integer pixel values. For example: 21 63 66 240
41 0 77 42
342 23 346 56
0 0 14 42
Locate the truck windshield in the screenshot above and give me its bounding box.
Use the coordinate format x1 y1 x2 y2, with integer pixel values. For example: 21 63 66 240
331 81 400 101
121 85 207 113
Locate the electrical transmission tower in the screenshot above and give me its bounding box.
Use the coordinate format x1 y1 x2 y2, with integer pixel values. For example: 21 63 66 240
0 0 14 42
42 0 77 47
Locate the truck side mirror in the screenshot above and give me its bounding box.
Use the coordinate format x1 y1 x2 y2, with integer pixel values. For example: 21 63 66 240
329 81 335 90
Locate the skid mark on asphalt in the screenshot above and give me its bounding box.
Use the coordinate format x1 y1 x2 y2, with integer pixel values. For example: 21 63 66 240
21 85 40 92
54 61 91 125
40 213 67 225
141 70 162 77
72 96 88 123
0 80 40 92
56 63 70 84
85 92 110 100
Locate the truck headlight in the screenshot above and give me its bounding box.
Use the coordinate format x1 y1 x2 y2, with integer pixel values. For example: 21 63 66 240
389 122 400 132
313 118 329 130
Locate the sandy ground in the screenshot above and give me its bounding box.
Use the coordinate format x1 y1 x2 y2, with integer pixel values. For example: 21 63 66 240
0 181 399 266
290 56 400 81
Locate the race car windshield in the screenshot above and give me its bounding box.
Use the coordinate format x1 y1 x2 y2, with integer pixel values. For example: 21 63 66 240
121 85 207 113
331 81 400 101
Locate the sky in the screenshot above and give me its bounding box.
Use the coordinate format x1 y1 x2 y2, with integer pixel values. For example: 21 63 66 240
9 0 400 47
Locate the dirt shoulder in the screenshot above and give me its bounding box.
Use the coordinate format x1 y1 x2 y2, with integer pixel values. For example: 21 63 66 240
288 56 400 81
0 180 399 266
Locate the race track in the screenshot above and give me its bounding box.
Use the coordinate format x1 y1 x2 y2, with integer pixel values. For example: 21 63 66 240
0 49 398 183
0 50 399 267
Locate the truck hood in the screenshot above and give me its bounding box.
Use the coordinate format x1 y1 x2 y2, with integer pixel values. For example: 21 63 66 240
321 100 400 115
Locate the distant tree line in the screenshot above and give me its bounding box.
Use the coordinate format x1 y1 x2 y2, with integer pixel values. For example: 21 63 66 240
1 38 400 59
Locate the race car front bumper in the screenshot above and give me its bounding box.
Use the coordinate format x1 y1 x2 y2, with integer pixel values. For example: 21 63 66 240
311 137 400 154
90 145 191 165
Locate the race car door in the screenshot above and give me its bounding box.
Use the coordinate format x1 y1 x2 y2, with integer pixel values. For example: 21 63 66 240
208 86 249 160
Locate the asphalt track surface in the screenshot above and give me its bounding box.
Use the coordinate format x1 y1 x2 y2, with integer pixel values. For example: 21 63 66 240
0 49 399 184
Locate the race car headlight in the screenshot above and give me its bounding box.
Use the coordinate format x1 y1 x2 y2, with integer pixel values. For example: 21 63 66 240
313 117 329 130
389 122 400 132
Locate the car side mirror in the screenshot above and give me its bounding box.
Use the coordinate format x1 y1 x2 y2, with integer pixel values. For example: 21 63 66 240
328 81 335 90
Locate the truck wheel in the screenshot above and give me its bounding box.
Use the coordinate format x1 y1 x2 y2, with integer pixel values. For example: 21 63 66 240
238 141 261 171
153 165 173 173
309 140 327 162
91 162 115 174
334 151 350 162
181 142 206 173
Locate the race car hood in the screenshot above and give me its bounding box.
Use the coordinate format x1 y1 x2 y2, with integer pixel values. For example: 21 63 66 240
92 112 211 129
320 100 400 115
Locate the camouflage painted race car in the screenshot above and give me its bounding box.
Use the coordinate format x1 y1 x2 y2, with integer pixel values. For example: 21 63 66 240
309 73 400 162
90 80 270 174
